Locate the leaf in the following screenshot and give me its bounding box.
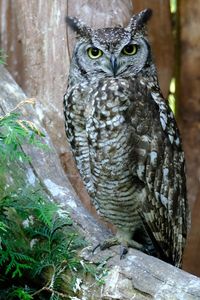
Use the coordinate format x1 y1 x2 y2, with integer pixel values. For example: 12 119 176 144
11 252 36 263
30 227 52 243
0 249 9 265
50 293 60 300
9 287 33 300
0 49 6 65
0 111 48 165
12 263 32 278
0 221 8 233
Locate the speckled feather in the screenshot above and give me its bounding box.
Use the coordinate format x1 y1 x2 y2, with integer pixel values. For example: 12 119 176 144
64 9 189 267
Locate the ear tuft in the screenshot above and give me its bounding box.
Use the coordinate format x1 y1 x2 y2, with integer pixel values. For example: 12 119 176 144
126 8 152 33
65 16 92 37
137 8 152 27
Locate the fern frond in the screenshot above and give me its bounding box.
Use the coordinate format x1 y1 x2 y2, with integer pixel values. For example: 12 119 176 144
51 215 73 235
0 220 8 233
34 199 58 227
30 226 52 240
0 49 6 65
32 260 55 277
50 293 60 300
11 252 36 263
0 250 9 265
8 286 33 300
12 263 33 278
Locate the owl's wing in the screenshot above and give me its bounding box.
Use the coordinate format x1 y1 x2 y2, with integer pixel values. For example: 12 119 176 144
132 86 189 267
64 83 88 150
63 85 88 170
64 88 75 150
63 84 95 197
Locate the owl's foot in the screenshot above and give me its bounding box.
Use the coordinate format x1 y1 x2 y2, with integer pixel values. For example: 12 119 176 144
92 237 118 254
99 237 119 250
93 235 145 259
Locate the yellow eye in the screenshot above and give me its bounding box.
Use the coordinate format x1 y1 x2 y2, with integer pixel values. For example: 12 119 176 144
122 44 137 56
87 47 103 59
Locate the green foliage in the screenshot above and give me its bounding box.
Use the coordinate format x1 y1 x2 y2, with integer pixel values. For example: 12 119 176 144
0 49 6 65
170 0 177 14
0 191 87 299
80 259 108 286
9 288 33 300
0 101 47 166
0 103 107 299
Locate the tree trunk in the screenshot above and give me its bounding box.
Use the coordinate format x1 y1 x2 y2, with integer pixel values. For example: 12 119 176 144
132 0 174 98
0 0 70 153
184 188 200 277
179 0 200 274
179 0 200 208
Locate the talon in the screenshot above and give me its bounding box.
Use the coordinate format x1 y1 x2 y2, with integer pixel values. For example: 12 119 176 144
100 237 118 250
91 234 145 259
92 243 101 253
143 247 151 255
120 245 128 259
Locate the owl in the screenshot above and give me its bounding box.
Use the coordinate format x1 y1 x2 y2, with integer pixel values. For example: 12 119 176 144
64 9 190 267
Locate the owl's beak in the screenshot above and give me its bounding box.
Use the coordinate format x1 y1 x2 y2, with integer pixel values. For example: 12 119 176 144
110 55 118 77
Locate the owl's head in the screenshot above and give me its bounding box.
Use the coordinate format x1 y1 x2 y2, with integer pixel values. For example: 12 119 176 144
67 9 153 82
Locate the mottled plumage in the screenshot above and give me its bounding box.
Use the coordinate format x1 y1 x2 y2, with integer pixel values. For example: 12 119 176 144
64 9 189 267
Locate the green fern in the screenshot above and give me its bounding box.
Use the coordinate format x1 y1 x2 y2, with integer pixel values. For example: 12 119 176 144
0 104 106 299
7 287 33 300
0 49 6 65
0 191 80 299
0 110 47 165
0 189 90 299
0 220 8 232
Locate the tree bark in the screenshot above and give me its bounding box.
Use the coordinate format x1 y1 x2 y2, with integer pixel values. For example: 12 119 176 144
0 0 70 154
132 0 175 98
179 0 200 275
1 64 200 300
183 188 200 277
179 0 200 208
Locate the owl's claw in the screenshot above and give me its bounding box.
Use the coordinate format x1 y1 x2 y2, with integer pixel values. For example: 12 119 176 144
92 237 118 255
92 235 144 259
92 237 120 255
92 243 101 254
120 245 128 259
100 236 119 250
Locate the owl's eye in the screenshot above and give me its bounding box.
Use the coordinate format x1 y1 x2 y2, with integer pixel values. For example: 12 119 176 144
87 47 103 59
122 44 137 56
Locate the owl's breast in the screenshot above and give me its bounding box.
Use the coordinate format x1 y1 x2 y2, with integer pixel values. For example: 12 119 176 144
66 77 161 228
81 78 150 227
84 78 155 167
